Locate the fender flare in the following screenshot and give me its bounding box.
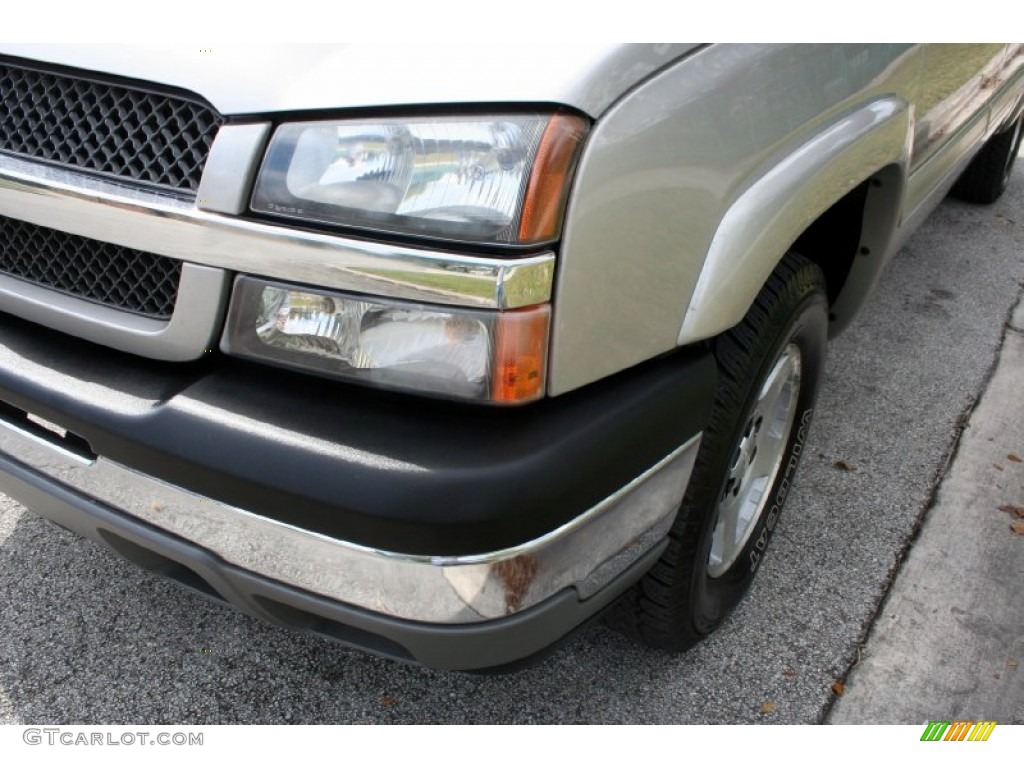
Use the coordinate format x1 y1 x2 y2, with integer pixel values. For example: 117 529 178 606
678 96 912 345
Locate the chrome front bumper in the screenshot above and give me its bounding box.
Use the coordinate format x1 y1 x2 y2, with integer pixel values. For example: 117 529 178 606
0 406 699 626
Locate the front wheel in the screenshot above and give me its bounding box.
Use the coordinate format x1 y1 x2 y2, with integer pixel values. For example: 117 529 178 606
609 252 828 651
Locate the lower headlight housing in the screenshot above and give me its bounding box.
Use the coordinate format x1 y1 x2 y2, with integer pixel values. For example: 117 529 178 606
222 277 550 404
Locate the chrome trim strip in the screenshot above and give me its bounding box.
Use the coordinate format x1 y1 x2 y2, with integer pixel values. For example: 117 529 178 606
0 409 699 623
0 154 555 310
0 263 229 362
196 123 271 215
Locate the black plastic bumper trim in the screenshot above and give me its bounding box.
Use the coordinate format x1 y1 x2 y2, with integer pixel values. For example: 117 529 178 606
0 314 715 555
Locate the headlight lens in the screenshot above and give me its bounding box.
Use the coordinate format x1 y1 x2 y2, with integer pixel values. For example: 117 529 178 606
251 113 587 245
223 277 550 403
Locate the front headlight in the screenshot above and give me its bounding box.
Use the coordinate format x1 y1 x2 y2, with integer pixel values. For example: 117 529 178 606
250 112 587 245
223 277 550 404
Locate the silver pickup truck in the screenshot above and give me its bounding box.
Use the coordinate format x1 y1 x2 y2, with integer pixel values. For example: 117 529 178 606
0 44 1021 670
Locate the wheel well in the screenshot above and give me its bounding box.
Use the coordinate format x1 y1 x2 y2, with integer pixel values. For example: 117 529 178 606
791 180 869 307
790 164 904 332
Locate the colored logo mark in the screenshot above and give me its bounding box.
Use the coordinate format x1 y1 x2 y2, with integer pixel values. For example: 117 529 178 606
920 721 996 742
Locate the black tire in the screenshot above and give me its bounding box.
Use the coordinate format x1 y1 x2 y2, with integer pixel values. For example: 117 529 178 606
949 115 1023 205
608 253 828 651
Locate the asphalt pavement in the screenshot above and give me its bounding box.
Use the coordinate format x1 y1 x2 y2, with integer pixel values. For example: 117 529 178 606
1 164 1023 725
828 276 1024 725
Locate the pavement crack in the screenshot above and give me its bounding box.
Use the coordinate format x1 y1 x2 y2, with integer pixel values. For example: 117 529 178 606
820 272 1024 724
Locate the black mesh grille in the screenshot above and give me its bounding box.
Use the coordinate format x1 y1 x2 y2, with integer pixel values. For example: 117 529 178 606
0 215 181 319
0 62 224 194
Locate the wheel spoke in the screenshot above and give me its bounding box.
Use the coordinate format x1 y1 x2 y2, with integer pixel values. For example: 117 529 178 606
751 428 786 478
722 496 739 552
759 349 797 408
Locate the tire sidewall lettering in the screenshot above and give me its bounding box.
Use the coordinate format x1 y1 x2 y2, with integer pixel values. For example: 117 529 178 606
748 406 813 573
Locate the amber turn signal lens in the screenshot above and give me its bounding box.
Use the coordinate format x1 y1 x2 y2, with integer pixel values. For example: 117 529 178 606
518 113 589 244
491 306 551 403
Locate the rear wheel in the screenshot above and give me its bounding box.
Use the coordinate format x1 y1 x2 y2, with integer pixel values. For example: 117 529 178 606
609 252 827 650
949 115 1023 204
